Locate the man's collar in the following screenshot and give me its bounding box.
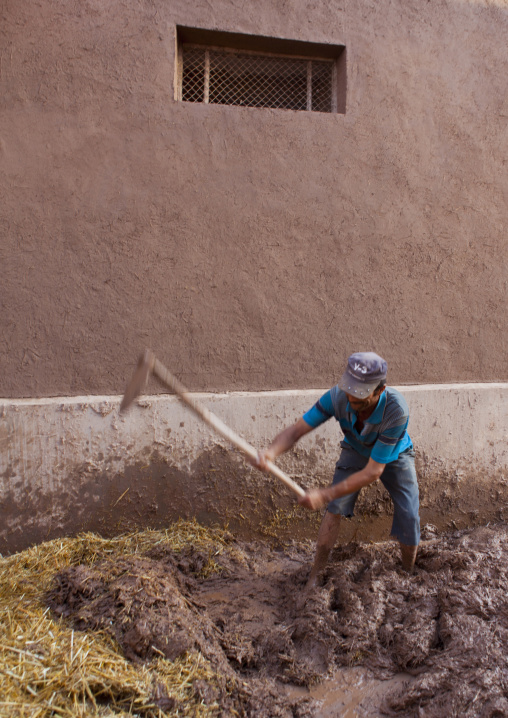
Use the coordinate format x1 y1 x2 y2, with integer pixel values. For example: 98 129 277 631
369 390 387 423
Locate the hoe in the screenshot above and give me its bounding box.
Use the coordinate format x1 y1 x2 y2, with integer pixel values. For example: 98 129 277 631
120 350 305 498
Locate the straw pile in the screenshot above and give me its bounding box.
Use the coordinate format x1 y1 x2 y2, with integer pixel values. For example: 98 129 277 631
0 521 240 717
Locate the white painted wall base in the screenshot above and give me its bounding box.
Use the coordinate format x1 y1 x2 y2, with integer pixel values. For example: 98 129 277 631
1 384 508 553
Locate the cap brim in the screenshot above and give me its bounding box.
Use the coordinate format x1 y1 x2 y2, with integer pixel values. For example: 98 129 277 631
338 372 379 399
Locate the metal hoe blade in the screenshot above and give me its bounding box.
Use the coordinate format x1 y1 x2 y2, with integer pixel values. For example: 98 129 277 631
119 349 155 413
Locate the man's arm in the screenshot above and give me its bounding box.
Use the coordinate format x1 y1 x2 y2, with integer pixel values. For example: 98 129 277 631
254 417 314 470
298 457 385 510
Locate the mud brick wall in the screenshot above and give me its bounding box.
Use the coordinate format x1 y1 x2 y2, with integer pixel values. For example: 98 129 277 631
1 0 507 398
1 1 507 552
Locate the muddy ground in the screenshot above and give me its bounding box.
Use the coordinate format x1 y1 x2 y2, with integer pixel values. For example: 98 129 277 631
48 522 508 717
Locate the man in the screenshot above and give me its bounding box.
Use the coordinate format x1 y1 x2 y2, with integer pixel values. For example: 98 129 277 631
254 352 420 589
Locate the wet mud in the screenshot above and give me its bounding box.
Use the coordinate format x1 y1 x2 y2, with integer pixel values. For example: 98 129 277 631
48 522 508 717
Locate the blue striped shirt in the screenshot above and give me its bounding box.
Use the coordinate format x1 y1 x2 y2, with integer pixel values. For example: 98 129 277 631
302 386 412 463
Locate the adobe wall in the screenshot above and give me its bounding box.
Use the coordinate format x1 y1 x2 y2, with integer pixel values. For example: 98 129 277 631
1 0 507 398
2 1 507 552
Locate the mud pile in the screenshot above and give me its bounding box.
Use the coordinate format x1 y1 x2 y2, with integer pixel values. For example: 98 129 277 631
47 523 508 717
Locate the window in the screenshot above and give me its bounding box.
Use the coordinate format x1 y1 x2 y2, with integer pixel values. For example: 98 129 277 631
176 27 346 114
181 47 334 112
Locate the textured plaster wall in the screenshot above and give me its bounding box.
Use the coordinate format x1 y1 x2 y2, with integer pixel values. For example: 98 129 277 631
1 0 507 399
1 384 508 554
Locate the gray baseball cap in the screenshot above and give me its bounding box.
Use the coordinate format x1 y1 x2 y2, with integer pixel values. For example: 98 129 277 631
338 352 388 399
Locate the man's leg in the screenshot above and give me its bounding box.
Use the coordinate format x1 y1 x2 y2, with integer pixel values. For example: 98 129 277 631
399 542 418 572
379 449 420 573
306 449 366 590
306 511 342 589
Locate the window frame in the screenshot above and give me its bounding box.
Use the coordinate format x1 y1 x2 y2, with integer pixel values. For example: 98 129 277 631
175 26 346 114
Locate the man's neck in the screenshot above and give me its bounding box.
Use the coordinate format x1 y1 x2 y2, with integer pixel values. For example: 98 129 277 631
357 398 380 422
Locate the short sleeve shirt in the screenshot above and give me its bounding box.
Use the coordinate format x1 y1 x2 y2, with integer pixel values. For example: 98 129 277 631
302 386 412 464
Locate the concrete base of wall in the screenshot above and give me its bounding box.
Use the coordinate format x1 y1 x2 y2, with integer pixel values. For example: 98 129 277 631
1 384 508 554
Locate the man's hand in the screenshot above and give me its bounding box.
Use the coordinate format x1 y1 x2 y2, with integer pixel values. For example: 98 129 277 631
249 449 275 472
298 487 333 511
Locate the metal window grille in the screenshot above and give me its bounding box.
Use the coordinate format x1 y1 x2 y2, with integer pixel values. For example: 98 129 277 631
180 46 335 113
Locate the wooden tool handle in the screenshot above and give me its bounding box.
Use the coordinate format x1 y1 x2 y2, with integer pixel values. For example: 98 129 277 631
150 354 306 498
